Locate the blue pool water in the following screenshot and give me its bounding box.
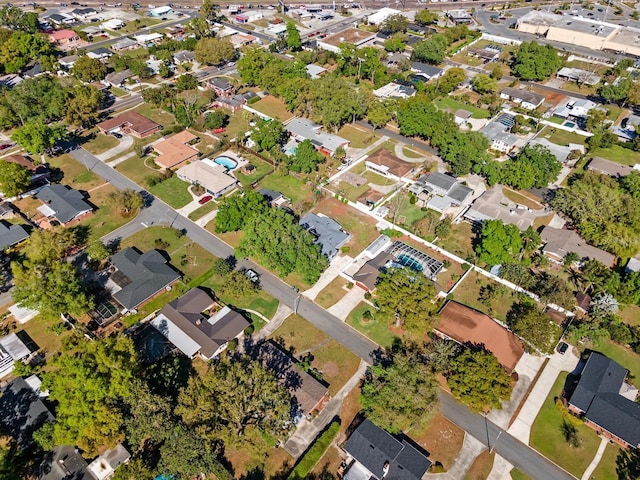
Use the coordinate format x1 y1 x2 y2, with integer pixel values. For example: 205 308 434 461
397 254 424 273
214 156 238 170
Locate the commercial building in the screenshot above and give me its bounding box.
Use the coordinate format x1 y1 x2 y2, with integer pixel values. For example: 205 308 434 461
318 28 376 53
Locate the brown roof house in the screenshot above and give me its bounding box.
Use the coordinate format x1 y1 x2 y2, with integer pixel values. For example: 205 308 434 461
365 149 414 181
97 111 161 138
153 131 199 169
540 226 615 267
151 288 249 360
435 301 525 372
107 247 181 313
255 340 329 417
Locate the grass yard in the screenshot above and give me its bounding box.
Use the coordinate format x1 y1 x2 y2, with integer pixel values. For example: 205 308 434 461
81 184 132 241
203 273 279 320
48 154 103 191
251 95 294 122
402 146 427 159
235 157 274 188
596 341 640 384
346 301 398 348
464 451 495 480
187 201 217 221
313 197 381 256
395 201 433 228
619 304 640 327
436 222 475 260
315 277 348 309
19 314 73 358
114 155 163 186
133 104 175 127
83 133 120 155
410 413 465 472
336 180 370 203
258 174 313 207
148 176 193 209
338 125 380 149
502 188 544 210
590 145 640 166
530 372 601 478
117 17 162 34
450 270 519 322
362 170 395 186
434 97 491 119
270 314 361 395
222 110 251 139
539 126 588 147
510 469 532 480
590 443 620 480
110 87 128 97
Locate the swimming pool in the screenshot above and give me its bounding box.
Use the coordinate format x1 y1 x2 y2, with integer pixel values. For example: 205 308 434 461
214 156 238 170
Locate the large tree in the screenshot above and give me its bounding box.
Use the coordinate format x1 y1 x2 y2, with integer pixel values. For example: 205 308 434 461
374 267 438 332
411 34 449 65
499 144 562 190
288 139 325 173
194 37 235 65
250 118 287 153
286 21 302 51
380 13 409 33
107 189 144 217
214 190 268 233
446 349 512 412
361 343 438 433
71 56 108 82
414 9 438 25
472 73 497 95
11 121 67 154
507 302 559 353
0 160 30 197
512 41 562 81
475 220 523 266
65 84 103 127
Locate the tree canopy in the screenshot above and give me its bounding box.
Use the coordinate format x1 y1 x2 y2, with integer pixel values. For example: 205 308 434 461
250 118 287 154
288 139 325 173
11 121 67 154
0 159 30 197
71 56 108 82
411 34 449 65
286 21 302 51
193 37 235 65
496 144 562 190
475 220 524 266
215 190 268 233
512 42 562 81
507 302 560 353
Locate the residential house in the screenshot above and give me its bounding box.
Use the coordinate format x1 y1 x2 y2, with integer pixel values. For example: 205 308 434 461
47 13 75 25
134 32 164 48
48 29 80 45
208 77 234 97
87 444 131 480
102 18 126 30
104 68 134 87
557 67 601 86
107 247 181 312
0 74 23 88
87 47 113 61
528 138 573 164
499 87 545 110
83 26 106 40
36 184 93 226
97 111 161 138
110 38 139 52
285 117 349 157
554 98 598 119
481 121 519 153
365 149 414 181
626 255 640 273
4 154 51 186
469 45 501 62
0 378 53 448
568 352 640 448
0 333 33 377
342 419 431 480
306 64 327 79
317 28 376 53
167 26 185 40
259 188 289 207
151 288 249 360
373 80 416 100
173 50 195 64
299 213 350 262
153 131 199 169
22 63 44 79
464 186 536 231
576 292 592 314
447 9 473 24
58 54 80 69
255 340 329 416
408 172 473 213
176 159 238 198
0 221 29 251
587 156 634 177
40 446 91 480
230 33 257 48
410 62 444 80
540 226 616 267
70 7 98 20
435 301 525 372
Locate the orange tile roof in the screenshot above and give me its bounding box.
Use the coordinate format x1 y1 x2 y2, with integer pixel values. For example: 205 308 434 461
154 131 199 168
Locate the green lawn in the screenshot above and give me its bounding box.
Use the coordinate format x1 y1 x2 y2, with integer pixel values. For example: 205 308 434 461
336 181 370 203
133 104 175 127
591 145 640 166
84 133 120 155
362 170 395 186
149 176 193 209
402 146 427 159
619 304 640 327
435 222 475 260
395 201 433 228
510 469 532 480
315 277 348 309
530 372 602 478
596 341 640 384
251 95 294 122
47 154 103 191
345 301 398 348
115 156 163 186
187 201 217 221
591 443 621 480
258 174 312 207
539 126 587 147
203 273 279 320
338 125 380 149
82 185 133 241
235 158 274 188
434 97 491 119
450 270 519 323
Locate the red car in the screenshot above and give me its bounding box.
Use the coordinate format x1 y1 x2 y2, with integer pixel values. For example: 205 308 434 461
213 128 225 134
199 195 213 204
0 144 11 150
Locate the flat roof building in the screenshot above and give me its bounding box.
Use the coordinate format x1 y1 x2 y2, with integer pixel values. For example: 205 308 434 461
317 28 376 53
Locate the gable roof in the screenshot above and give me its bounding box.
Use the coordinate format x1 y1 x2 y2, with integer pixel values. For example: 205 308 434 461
154 131 199 168
299 213 349 260
40 445 91 480
436 301 525 372
176 159 237 196
109 248 181 310
365 149 414 178
259 188 284 204
500 87 545 106
344 419 431 480
587 156 634 177
410 62 443 78
255 340 328 414
540 226 615 267
352 251 394 291
0 220 29 250
152 288 249 359
96 111 160 136
105 68 133 85
49 29 78 41
0 377 53 448
36 184 93 224
422 172 457 192
285 117 349 154
569 352 640 447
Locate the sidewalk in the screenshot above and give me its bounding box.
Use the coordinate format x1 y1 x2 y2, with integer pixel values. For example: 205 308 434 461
581 437 608 480
252 303 293 342
303 255 353 300
195 208 218 228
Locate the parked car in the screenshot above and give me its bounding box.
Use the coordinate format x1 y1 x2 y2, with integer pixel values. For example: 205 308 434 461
557 342 569 355
245 269 259 283
0 144 11 150
213 127 225 134
112 132 123 139
199 195 213 204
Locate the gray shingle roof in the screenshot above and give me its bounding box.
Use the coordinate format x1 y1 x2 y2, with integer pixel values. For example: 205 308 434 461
299 213 349 261
344 419 431 480
286 118 349 154
500 87 545 106
36 184 92 224
410 62 443 79
0 221 29 250
110 248 181 310
422 172 456 192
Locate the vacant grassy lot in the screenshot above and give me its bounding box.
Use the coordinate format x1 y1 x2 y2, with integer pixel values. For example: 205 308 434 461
203 273 279 320
48 154 103 191
434 97 491 119
258 174 314 208
187 201 217 221
270 314 361 395
450 270 519 322
591 145 640 166
395 201 433 229
83 133 120 155
133 104 175 127
114 156 163 186
435 222 475 260
315 277 348 309
538 126 587 146
251 95 294 122
530 372 601 478
338 125 380 148
149 176 192 209
336 180 370 203
345 301 397 348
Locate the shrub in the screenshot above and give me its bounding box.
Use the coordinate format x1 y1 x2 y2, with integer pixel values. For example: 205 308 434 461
244 324 255 336
227 338 238 351
364 292 372 300
381 228 403 238
287 421 340 480
341 246 350 253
